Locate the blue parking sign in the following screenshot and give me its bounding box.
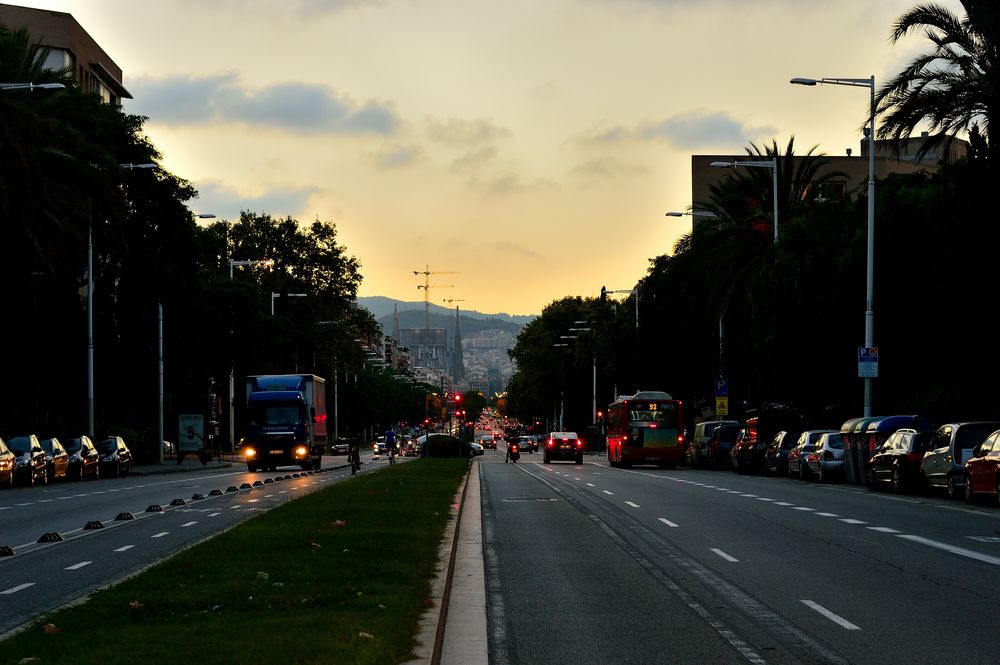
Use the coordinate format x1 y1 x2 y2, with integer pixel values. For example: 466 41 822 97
858 347 878 378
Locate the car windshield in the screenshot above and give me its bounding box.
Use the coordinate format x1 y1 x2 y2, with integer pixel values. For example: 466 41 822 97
8 437 32 454
64 439 83 453
826 434 844 449
96 439 118 454
715 425 738 443
40 439 58 453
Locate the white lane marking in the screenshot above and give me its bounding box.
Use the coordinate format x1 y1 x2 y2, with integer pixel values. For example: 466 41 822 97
602 490 613 495
208 512 221 517
65 561 92 570
793 506 814 512
39 499 54 503
625 501 640 508
15 503 32 507
801 600 861 630
711 548 739 563
775 502 793 506
0 506 9 511
739 494 758 498
151 532 169 538
1 583 35 595
114 545 134 552
755 497 776 502
840 518 867 525
574 477 582 481
867 527 899 533
230 505 241 509
658 518 679 527
181 521 197 527
897 535 1000 566
248 499 260 503
816 512 839 517
586 483 595 487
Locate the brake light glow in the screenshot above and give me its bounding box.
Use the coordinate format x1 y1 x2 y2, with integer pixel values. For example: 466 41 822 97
575 440 584 448
906 452 924 463
677 434 685 444
823 451 835 461
546 439 555 448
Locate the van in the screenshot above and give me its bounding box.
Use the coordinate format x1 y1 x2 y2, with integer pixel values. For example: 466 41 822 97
688 420 739 467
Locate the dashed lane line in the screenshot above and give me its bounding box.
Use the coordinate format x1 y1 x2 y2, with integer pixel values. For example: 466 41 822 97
625 501 640 508
711 548 739 563
658 518 679 527
1 583 35 595
65 561 92 570
801 600 861 630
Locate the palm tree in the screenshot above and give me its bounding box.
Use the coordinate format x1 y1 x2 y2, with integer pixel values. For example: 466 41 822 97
875 1 1000 163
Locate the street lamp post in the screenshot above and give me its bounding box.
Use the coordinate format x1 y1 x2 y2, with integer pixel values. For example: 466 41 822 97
0 82 65 91
709 160 779 242
790 75 876 417
227 258 275 450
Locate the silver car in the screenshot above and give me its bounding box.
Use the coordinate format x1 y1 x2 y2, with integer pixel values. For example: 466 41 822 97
802 432 845 482
919 422 1000 499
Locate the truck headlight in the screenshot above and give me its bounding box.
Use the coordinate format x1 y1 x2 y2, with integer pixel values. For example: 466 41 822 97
294 446 308 457
244 447 257 459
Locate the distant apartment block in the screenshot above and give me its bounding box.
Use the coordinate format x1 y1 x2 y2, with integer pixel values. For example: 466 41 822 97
0 3 130 104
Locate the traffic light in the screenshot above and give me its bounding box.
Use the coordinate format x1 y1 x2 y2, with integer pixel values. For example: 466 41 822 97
600 286 607 303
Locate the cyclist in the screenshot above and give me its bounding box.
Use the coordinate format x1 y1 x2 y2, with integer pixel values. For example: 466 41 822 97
385 427 398 464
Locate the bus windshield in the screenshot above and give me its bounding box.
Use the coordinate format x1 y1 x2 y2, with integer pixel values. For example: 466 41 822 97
628 406 678 425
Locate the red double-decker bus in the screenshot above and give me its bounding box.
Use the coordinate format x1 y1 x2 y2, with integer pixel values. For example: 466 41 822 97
606 391 685 469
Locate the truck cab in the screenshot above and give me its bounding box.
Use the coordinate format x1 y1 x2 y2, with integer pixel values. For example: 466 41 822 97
242 375 326 472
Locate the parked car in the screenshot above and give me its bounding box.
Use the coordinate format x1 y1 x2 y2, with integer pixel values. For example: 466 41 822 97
0 437 15 489
688 419 739 467
96 436 133 477
39 437 69 482
919 422 1000 499
732 405 803 474
544 431 584 464
964 428 1000 504
802 432 846 482
64 436 100 480
470 442 485 456
7 434 48 486
787 430 837 479
867 428 934 493
766 429 803 476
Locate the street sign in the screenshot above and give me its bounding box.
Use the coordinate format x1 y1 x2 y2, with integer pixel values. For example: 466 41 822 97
716 396 729 416
858 346 879 378
715 377 729 397
178 414 205 452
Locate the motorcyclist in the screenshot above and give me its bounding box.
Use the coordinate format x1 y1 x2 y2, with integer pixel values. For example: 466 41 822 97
505 437 520 463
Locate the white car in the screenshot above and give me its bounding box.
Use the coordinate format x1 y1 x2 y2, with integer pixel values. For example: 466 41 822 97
470 442 485 456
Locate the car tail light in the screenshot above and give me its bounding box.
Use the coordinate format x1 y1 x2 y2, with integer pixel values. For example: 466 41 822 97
906 452 924 463
677 434 684 444
546 439 555 448
823 451 835 461
575 440 584 448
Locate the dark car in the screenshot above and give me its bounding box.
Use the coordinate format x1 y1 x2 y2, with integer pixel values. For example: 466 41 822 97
0 438 15 489
867 428 934 493
766 429 803 476
964 428 1000 504
789 430 838 480
919 422 1000 499
689 419 739 467
39 437 69 482
64 436 101 480
96 436 133 477
7 434 48 486
543 431 584 464
731 406 801 474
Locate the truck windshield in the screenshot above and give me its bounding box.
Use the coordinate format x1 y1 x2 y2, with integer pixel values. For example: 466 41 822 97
250 405 301 426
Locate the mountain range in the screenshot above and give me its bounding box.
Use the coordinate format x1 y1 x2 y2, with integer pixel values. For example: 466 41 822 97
357 296 533 338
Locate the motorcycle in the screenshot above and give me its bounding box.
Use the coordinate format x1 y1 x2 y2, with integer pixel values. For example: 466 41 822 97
506 442 520 463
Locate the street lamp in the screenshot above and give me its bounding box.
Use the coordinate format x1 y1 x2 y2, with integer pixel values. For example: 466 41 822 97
571 322 597 430
791 75 876 417
227 258 275 449
710 159 779 242
0 82 65 91
271 292 308 316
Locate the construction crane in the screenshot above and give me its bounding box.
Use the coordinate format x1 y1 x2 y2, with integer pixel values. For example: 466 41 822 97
413 266 458 365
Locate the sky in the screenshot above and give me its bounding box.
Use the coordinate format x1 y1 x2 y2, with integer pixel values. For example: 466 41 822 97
10 0 959 315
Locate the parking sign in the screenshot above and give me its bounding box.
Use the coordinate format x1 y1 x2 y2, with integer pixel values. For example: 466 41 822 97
858 347 878 378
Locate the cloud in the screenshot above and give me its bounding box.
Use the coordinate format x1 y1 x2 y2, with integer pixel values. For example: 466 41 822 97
450 147 498 173
580 111 777 149
570 157 648 179
532 80 560 102
491 241 544 261
191 179 321 220
425 116 511 146
127 72 399 135
371 144 421 169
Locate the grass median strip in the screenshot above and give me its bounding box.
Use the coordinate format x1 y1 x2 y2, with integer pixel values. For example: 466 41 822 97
2 458 470 665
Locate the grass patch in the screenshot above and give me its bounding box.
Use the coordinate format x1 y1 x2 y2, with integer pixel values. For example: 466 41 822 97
1 458 470 665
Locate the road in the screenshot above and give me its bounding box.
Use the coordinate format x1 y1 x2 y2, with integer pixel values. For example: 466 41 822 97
0 452 393 636
479 447 1000 665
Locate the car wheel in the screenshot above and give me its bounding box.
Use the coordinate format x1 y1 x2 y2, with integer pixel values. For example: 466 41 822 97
891 467 903 494
947 475 960 500
965 475 975 504
543 454 550 464
247 463 258 472
575 454 583 465
865 469 877 491
994 475 1000 506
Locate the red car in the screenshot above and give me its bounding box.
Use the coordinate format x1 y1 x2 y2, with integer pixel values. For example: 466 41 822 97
964 428 1000 504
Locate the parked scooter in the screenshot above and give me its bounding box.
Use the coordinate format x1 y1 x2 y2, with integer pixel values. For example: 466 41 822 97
506 442 520 463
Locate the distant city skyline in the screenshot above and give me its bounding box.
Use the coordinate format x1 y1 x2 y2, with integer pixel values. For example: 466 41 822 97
6 0 962 314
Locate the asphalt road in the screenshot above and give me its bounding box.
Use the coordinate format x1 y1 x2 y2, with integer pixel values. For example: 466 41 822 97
479 448 1000 665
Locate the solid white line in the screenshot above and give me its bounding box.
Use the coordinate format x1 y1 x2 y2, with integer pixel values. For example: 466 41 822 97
602 490 613 495
151 532 169 538
897 534 1000 566
114 545 134 552
181 521 197 527
625 501 640 508
658 518 679 527
801 600 861 630
1 583 35 595
711 548 739 562
65 561 92 570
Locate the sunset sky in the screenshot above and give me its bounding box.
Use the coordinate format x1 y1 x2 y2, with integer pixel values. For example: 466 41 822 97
11 0 957 315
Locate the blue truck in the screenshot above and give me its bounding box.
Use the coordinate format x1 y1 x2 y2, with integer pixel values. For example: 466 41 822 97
241 374 327 472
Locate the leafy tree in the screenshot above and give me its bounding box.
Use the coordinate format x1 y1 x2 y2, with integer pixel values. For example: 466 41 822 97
875 0 1000 163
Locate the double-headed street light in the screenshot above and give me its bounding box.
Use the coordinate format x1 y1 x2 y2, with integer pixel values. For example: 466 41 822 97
710 159 779 242
791 75 876 417
0 82 65 91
